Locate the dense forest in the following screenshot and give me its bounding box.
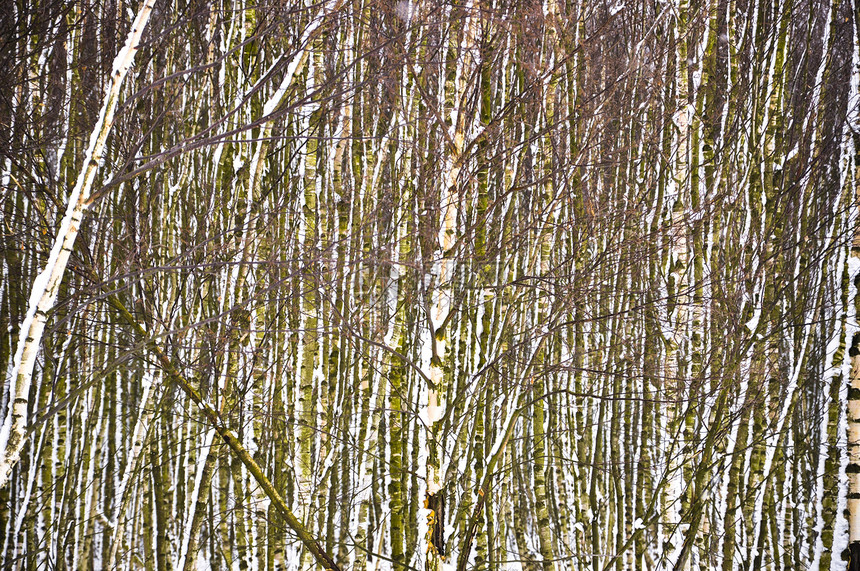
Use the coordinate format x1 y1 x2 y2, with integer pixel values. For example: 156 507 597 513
0 0 858 569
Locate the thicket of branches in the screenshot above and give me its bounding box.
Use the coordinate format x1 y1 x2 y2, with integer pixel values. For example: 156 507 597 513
0 0 857 569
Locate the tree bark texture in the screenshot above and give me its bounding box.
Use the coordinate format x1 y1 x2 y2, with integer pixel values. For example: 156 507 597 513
0 0 857 569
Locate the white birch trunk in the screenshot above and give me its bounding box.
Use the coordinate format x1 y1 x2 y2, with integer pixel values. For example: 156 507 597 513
0 0 157 489
106 370 157 568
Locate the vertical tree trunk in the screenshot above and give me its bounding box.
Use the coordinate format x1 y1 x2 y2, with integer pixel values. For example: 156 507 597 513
0 0 156 488
849 264 860 569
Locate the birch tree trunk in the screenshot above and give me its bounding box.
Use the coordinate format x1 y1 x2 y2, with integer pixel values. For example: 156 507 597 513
0 0 856 569
0 0 156 489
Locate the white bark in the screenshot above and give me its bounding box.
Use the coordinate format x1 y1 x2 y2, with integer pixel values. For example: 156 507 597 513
176 428 217 571
107 370 157 569
0 0 157 489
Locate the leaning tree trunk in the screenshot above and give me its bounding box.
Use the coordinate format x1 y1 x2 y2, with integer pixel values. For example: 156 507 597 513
0 0 157 489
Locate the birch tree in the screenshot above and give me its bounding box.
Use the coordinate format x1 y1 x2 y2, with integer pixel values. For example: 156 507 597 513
0 0 156 490
0 0 857 569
